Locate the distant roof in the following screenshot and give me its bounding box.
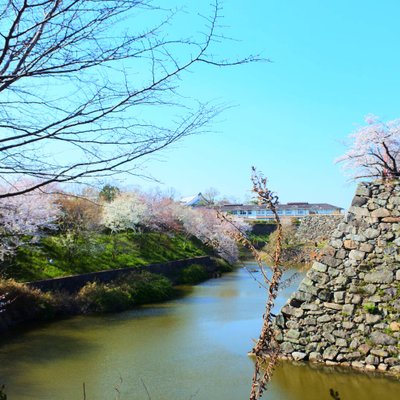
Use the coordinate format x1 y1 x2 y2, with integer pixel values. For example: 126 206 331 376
180 193 204 206
219 202 343 211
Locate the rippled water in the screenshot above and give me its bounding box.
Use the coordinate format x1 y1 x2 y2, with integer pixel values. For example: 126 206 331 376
0 266 399 399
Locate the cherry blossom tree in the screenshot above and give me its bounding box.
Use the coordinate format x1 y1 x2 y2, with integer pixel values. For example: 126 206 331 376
0 182 60 260
177 206 248 263
101 192 148 233
142 196 182 233
337 115 400 180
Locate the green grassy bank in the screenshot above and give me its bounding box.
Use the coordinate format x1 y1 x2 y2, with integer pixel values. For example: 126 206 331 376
4 232 210 282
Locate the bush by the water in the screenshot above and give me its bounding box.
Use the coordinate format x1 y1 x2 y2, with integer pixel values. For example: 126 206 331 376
76 272 174 313
213 257 234 273
0 272 174 320
180 264 209 284
0 279 73 321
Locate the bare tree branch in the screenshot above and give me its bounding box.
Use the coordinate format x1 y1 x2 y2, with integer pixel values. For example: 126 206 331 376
0 0 265 197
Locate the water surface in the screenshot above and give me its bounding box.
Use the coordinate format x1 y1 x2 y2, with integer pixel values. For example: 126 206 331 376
0 266 399 399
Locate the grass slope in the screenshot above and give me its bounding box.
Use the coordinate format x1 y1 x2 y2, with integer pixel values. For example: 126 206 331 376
5 232 209 282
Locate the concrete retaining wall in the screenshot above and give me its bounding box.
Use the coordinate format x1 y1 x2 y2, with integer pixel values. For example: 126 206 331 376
27 256 216 293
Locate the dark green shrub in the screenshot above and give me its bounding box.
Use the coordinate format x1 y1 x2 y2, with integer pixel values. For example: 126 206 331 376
76 272 174 313
213 257 233 273
180 264 209 284
363 303 378 314
0 279 57 320
77 282 132 313
119 272 174 304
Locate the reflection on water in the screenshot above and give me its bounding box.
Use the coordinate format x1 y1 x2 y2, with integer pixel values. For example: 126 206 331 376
0 265 399 400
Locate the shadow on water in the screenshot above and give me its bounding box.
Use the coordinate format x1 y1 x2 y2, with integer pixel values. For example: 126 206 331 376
272 360 400 400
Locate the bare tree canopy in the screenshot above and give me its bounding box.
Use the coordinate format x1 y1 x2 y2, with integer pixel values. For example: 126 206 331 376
0 0 261 198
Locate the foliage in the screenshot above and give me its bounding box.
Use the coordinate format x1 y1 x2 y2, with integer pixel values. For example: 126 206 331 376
99 185 121 203
213 257 234 273
1 272 174 320
264 224 300 263
363 302 378 314
180 264 209 284
248 233 271 248
57 196 101 233
337 115 400 180
76 272 174 313
0 278 65 321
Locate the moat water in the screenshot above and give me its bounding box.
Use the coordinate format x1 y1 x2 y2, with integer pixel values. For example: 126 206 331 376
0 266 399 399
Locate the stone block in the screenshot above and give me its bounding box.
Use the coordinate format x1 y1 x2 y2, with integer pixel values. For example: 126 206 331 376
342 304 355 315
336 249 346 259
351 196 368 207
347 351 361 360
365 355 379 365
323 332 336 344
349 250 365 261
370 331 397 345
364 228 380 239
286 329 301 340
351 361 365 369
303 317 317 326
334 291 345 303
317 315 332 323
351 294 362 304
370 349 388 357
281 305 304 318
371 208 391 218
324 302 343 311
343 321 354 330
378 363 388 371
396 270 400 281
364 270 394 284
382 217 400 223
309 352 323 362
330 239 343 249
336 338 347 347
323 346 339 360
359 243 374 253
349 206 370 217
365 314 381 324
292 351 307 361
389 321 400 331
280 342 294 354
322 255 342 268
313 262 328 273
355 185 371 197
343 239 357 249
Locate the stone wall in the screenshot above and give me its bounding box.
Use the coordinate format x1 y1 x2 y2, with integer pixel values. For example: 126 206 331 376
275 180 400 376
296 215 343 243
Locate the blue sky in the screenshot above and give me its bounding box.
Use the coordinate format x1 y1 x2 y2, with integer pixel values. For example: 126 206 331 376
118 1 400 209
